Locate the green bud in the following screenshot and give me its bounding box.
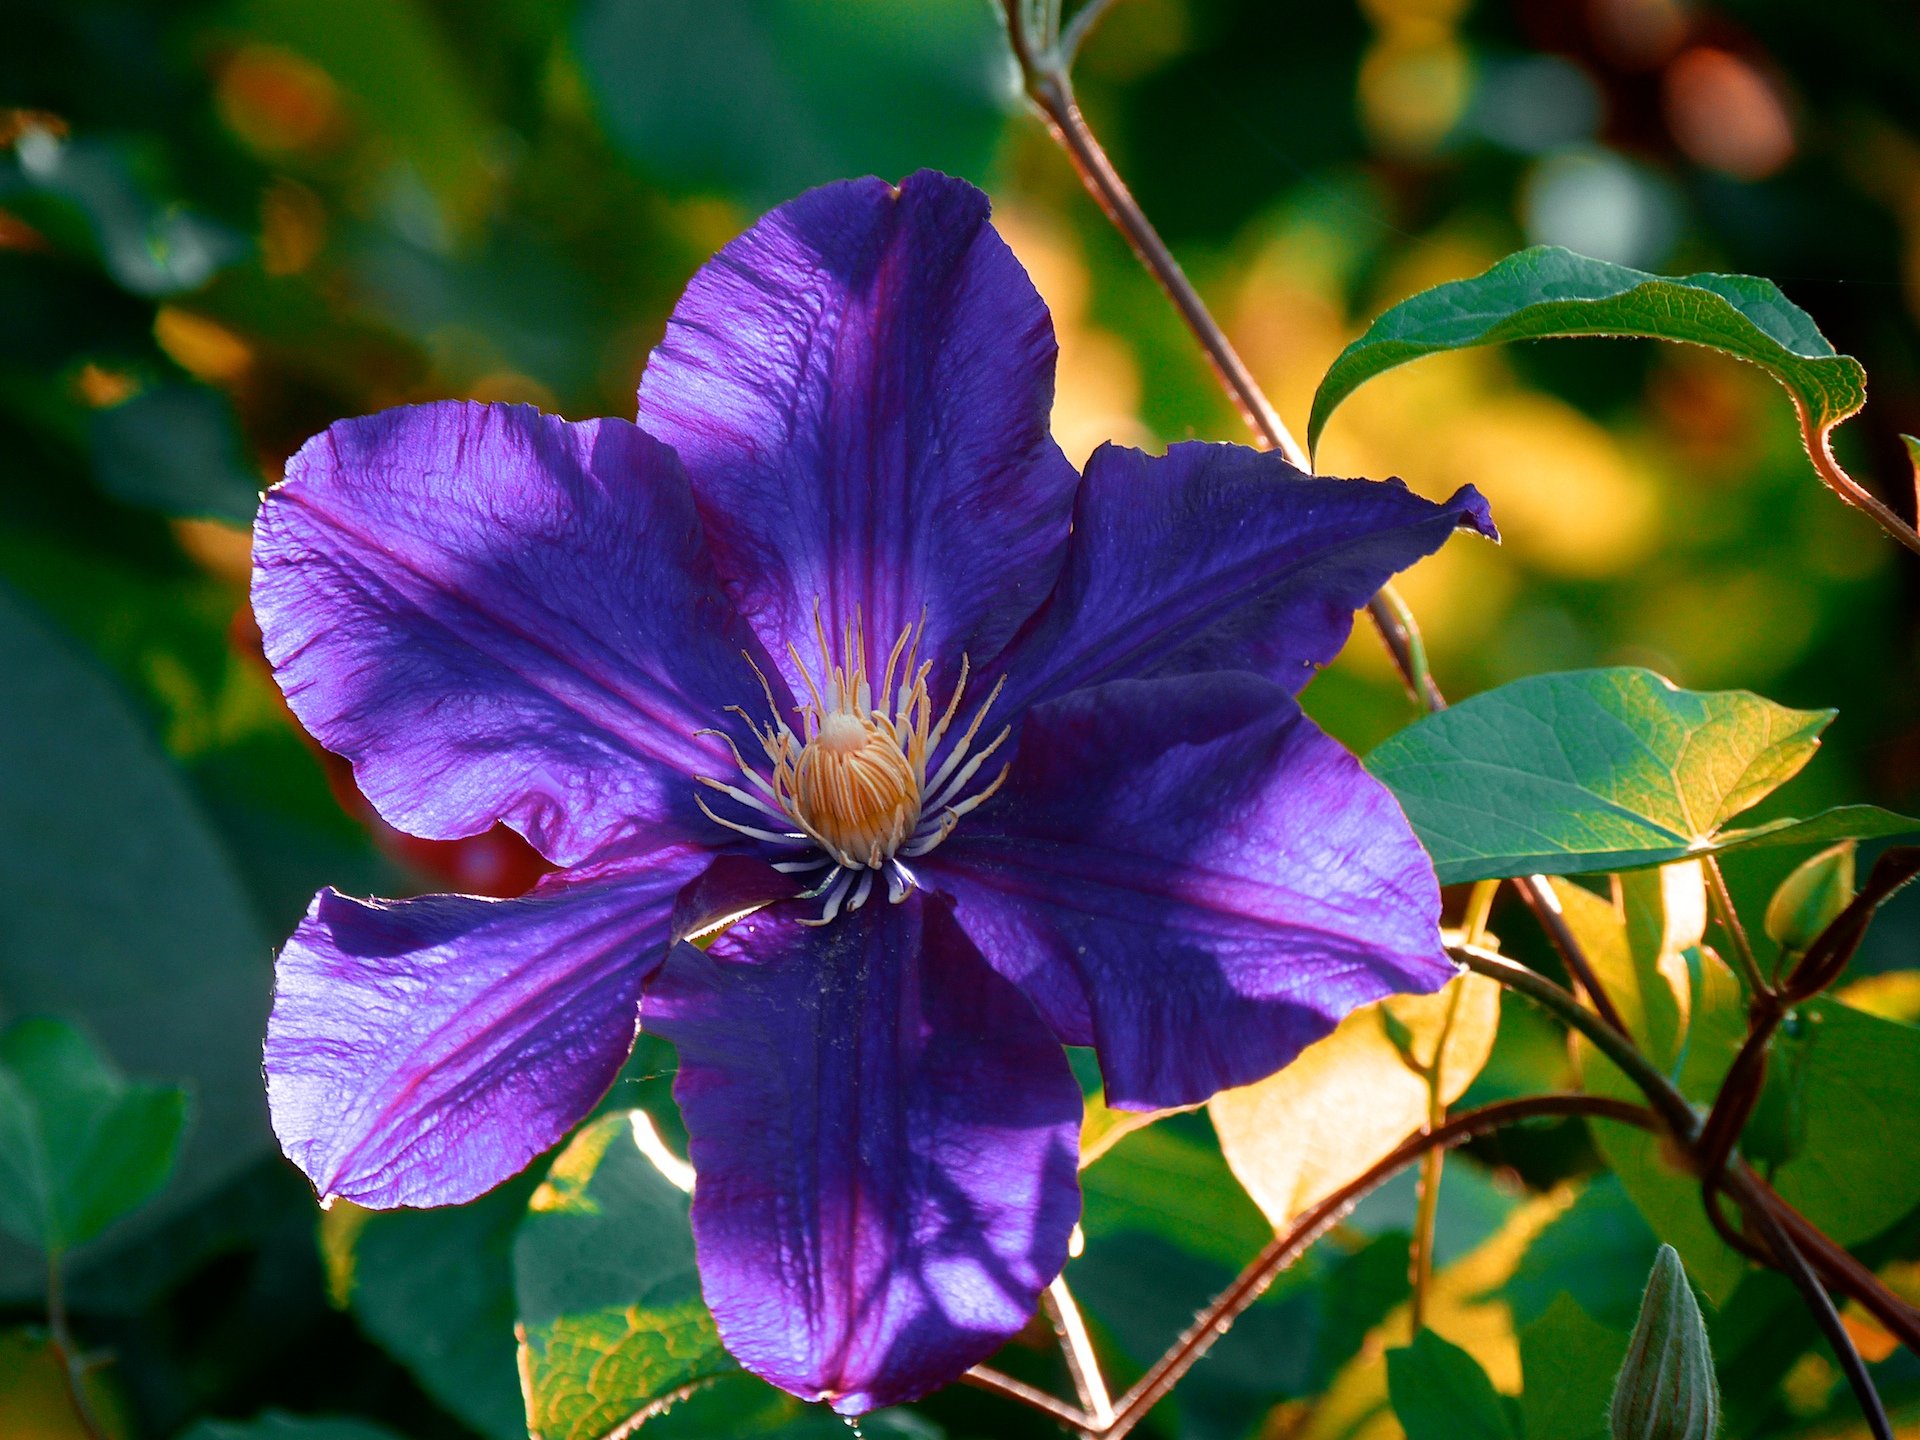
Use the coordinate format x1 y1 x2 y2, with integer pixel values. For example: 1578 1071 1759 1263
1610 1245 1719 1440
1764 841 1855 957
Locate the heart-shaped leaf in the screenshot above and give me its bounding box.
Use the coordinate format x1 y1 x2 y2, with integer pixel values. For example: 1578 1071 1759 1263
1309 246 1865 459
1366 668 1919 884
0 1018 188 1256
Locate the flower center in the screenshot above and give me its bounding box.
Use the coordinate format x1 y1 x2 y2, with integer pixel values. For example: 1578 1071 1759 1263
791 710 921 867
694 607 1011 923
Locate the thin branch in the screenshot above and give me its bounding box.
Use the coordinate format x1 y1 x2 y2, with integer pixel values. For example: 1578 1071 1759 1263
46 1253 108 1440
1044 1275 1115 1431
963 1365 1098 1432
1738 1180 1894 1439
1096 1094 1653 1439
1703 854 1771 1001
1512 875 1634 1038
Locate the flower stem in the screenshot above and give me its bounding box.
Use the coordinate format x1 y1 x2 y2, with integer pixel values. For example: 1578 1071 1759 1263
47 1252 108 1440
1736 1177 1893 1440
1043 1275 1115 1432
1409 976 1467 1335
1096 1094 1654 1439
1704 854 1772 1001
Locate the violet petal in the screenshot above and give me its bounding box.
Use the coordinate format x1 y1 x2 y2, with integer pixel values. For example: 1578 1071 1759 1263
253 400 775 867
267 844 708 1208
638 171 1077 679
645 893 1082 1413
931 672 1454 1109
991 441 1495 714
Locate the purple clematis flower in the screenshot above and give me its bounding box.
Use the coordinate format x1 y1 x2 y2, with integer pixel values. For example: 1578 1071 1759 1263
254 170 1494 1414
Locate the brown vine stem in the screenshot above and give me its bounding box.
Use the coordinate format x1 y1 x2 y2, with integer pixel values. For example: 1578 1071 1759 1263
1044 1274 1114 1432
963 1094 1651 1437
1096 1095 1656 1439
997 0 1438 711
1736 1174 1895 1440
47 1252 108 1440
1797 402 1920 558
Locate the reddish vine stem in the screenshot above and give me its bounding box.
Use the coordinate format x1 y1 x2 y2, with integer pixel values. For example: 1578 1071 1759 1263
1735 1175 1895 1440
1097 1094 1656 1439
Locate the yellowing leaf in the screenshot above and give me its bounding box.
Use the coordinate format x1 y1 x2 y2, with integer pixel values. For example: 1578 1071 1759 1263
1549 864 1704 1070
1212 974 1499 1230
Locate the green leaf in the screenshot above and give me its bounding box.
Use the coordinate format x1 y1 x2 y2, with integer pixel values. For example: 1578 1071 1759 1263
344 1178 534 1440
0 584 272 1291
1387 1329 1518 1440
178 1414 409 1440
88 385 262 525
0 1019 187 1255
514 1111 735 1440
1519 1295 1629 1440
1308 245 1865 457
1212 974 1499 1228
1364 668 1920 884
1767 998 1920 1246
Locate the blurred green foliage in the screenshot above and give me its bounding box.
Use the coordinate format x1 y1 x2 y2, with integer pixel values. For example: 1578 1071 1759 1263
5 0 1920 1437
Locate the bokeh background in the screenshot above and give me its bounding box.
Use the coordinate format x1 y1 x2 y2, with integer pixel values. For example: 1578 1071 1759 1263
4 1 1920 1436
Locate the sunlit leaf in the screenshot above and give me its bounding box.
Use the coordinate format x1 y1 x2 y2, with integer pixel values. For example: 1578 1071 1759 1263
1564 883 1749 1302
0 1019 187 1256
1212 974 1499 1230
1388 1329 1517 1440
0 583 271 1293
513 1111 733 1440
1547 865 1703 1072
1517 1295 1629 1440
1367 668 1918 883
1308 246 1866 459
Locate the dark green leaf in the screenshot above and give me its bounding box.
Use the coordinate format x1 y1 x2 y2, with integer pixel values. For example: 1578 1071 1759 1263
1387 1328 1517 1440
514 1111 734 1440
1365 668 1918 883
1503 1176 1664 1331
576 0 1006 205
1519 1295 1629 1440
345 1177 534 1440
0 1018 187 1254
0 583 272 1292
1767 998 1920 1245
88 384 262 525
1308 246 1864 457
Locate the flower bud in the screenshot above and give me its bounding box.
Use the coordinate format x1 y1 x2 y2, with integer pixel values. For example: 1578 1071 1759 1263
1610 1245 1720 1440
1764 841 1855 957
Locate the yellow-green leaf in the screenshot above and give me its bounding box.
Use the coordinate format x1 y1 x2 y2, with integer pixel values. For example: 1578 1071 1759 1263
1212 974 1499 1229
